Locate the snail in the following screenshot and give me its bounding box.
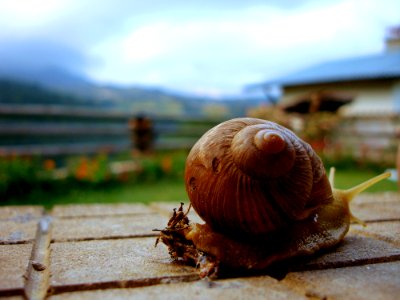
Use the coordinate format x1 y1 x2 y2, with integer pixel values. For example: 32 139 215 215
155 117 390 277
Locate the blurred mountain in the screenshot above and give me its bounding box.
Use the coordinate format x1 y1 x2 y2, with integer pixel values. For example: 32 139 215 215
0 66 90 90
0 79 111 108
0 67 266 117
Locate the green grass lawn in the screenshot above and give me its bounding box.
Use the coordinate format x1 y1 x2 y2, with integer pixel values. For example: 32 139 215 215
2 168 397 209
333 168 397 192
3 178 188 208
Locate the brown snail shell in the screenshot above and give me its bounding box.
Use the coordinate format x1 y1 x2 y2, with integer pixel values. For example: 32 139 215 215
156 117 390 277
185 117 333 237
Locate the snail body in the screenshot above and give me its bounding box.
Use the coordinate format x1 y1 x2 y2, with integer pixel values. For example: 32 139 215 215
156 117 390 277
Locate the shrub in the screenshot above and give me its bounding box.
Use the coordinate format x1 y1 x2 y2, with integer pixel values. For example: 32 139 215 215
0 151 189 202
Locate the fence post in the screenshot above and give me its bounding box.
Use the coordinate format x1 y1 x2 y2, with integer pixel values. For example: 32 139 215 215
129 115 154 153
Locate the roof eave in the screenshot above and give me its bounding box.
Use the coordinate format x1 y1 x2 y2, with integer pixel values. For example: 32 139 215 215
260 74 400 89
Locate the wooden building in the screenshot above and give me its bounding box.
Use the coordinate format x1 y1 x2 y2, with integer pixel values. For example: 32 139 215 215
250 27 400 164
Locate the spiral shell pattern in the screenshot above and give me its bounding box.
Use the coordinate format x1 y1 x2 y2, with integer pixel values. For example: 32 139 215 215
185 118 333 237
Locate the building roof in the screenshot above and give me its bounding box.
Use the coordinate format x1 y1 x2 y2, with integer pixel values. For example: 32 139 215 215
258 50 400 88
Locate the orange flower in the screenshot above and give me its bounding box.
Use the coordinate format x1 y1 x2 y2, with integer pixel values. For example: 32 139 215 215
75 158 89 180
161 156 172 174
43 159 56 171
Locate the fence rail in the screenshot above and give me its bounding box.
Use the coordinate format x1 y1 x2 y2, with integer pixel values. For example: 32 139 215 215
329 115 399 164
0 104 223 156
2 104 398 163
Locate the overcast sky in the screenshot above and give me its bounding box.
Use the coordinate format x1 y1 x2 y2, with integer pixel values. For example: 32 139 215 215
0 0 399 96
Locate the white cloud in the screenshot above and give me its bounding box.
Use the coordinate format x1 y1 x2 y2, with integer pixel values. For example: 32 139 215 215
0 0 399 95
88 0 400 94
120 22 199 63
0 0 73 33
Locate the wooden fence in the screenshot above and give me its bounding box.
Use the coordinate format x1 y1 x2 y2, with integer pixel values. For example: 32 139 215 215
327 114 399 165
1 103 398 165
0 104 223 157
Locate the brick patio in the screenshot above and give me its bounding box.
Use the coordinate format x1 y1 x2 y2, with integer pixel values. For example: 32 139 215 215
1 193 399 299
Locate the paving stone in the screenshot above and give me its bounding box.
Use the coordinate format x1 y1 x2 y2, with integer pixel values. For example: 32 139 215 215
51 214 166 242
283 261 400 300
353 192 400 204
0 205 44 220
0 218 39 244
0 243 32 296
0 206 43 244
150 202 204 224
350 200 400 222
51 203 155 218
292 232 400 271
350 221 400 246
48 275 306 300
49 237 197 293
1 196 399 299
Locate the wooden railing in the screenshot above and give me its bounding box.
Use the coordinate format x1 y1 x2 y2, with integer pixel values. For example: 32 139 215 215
3 103 396 163
328 114 399 164
0 104 223 156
